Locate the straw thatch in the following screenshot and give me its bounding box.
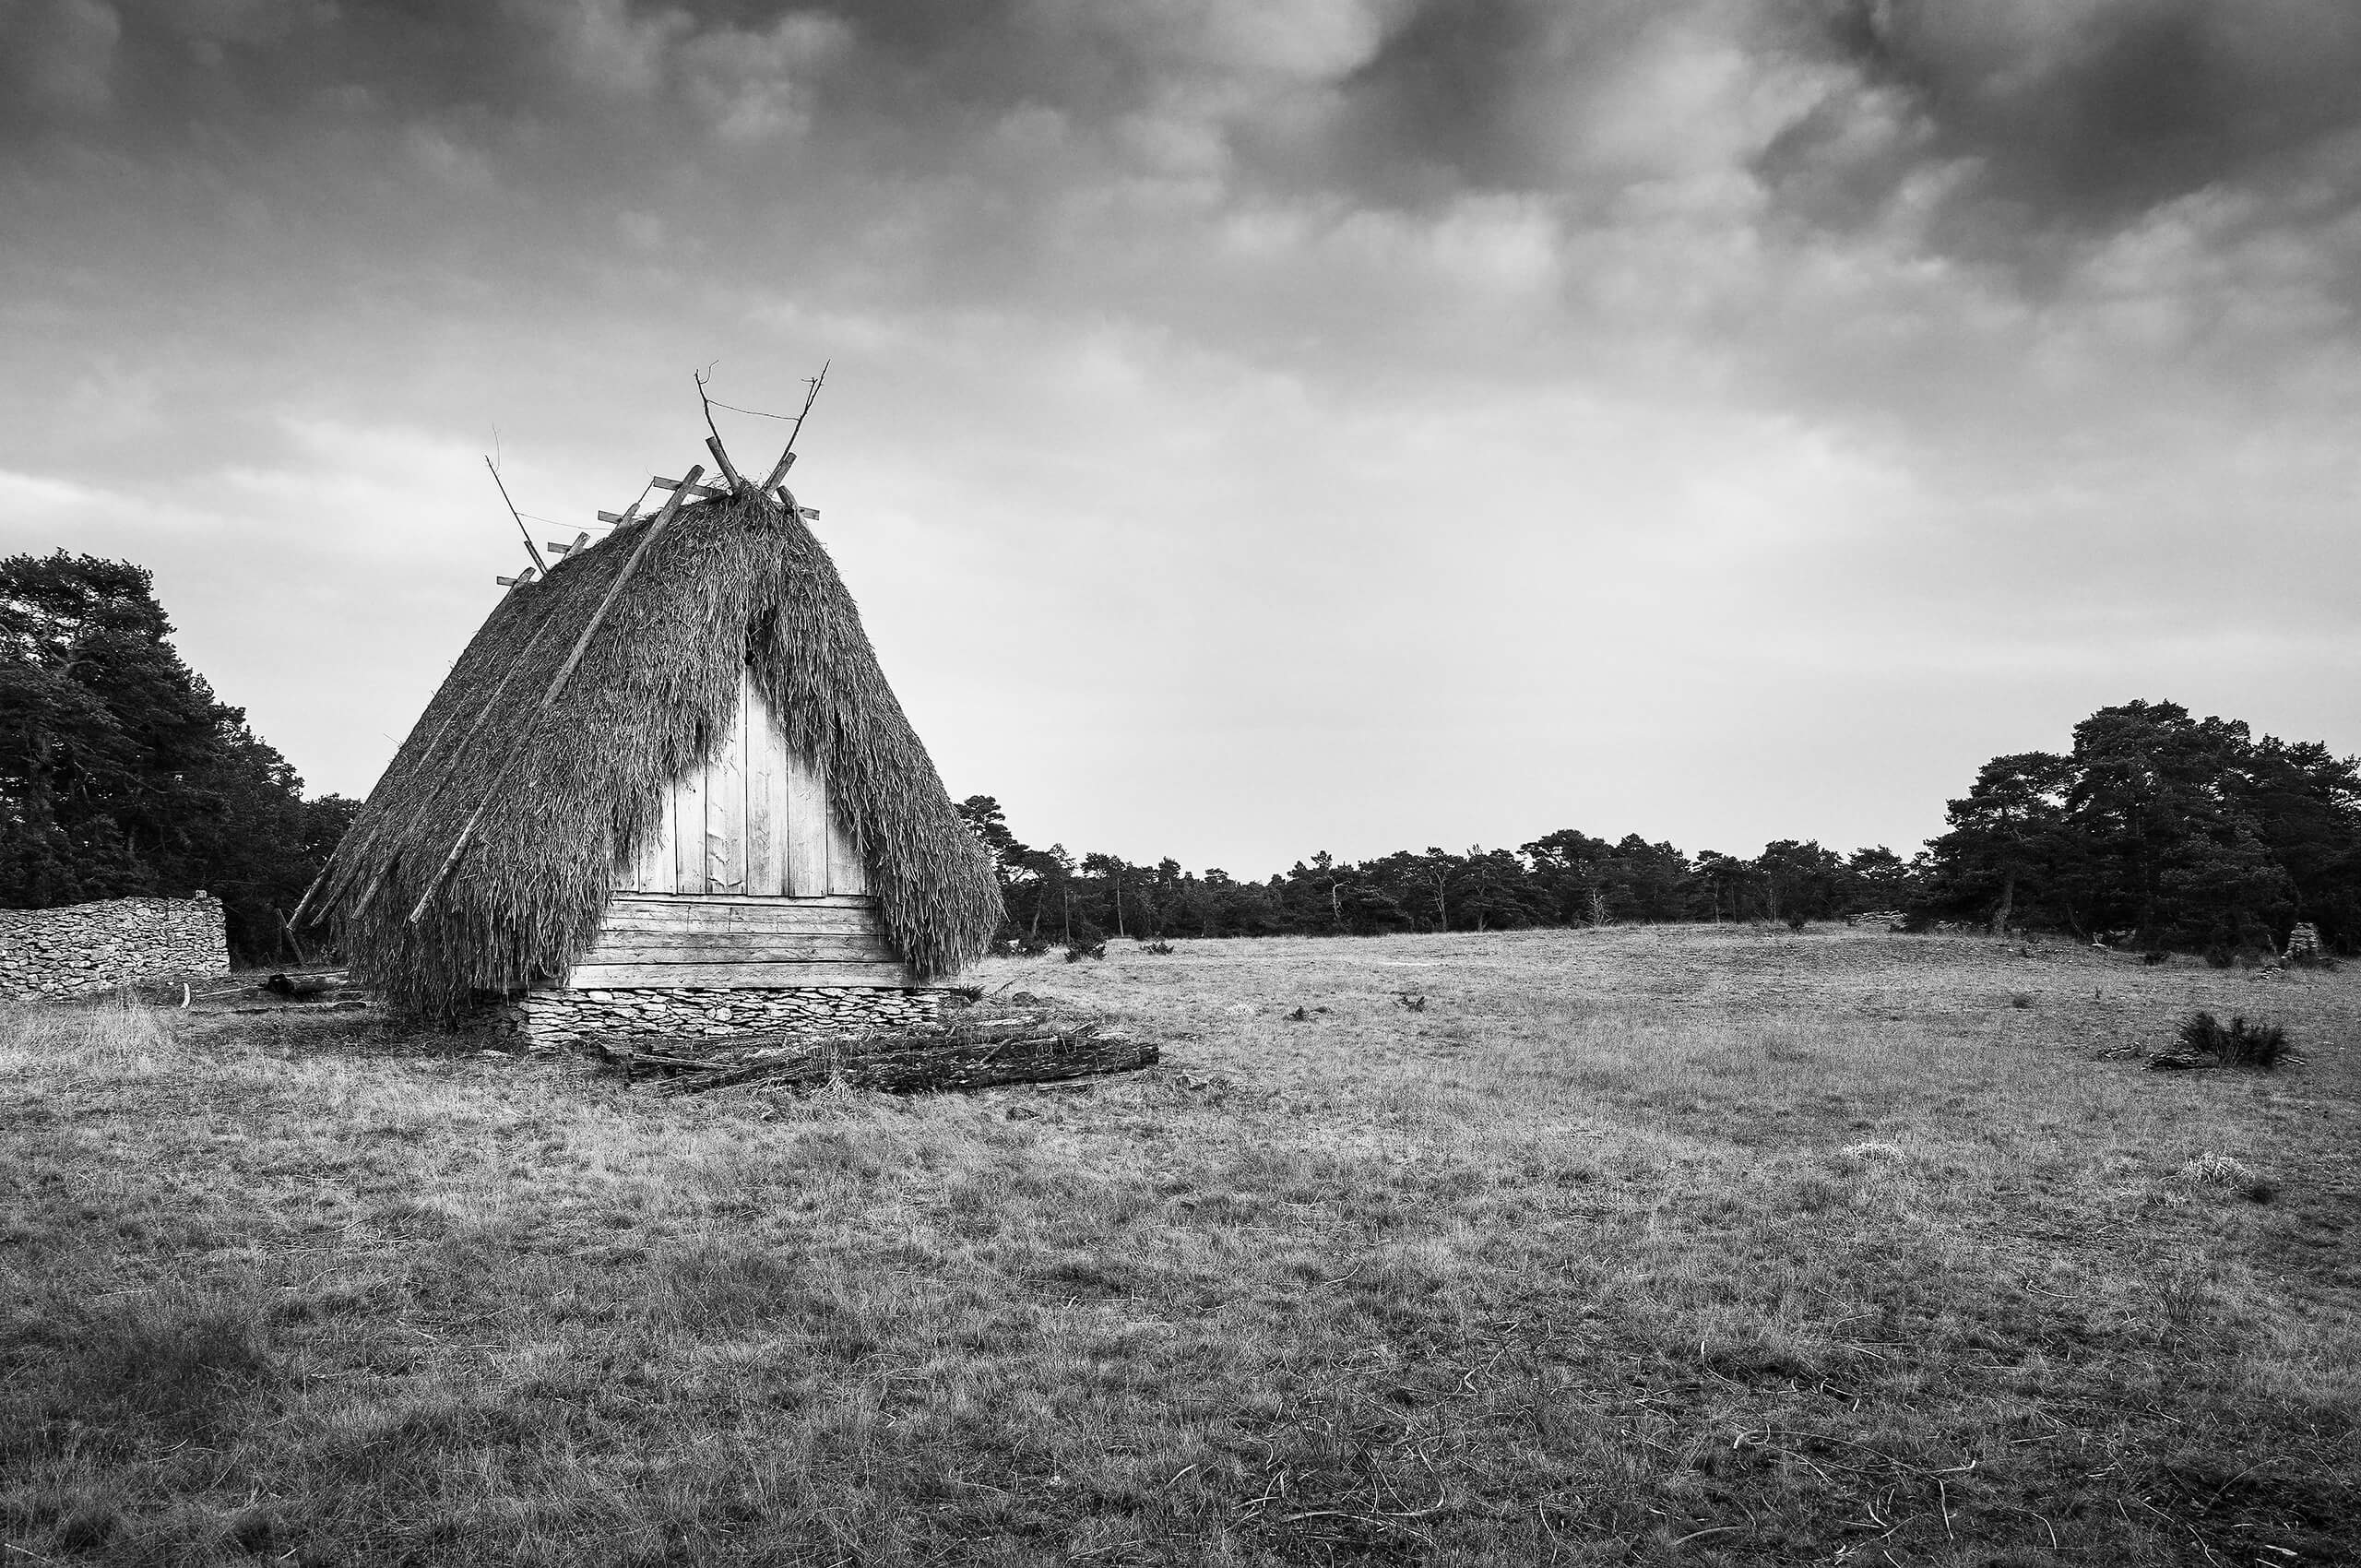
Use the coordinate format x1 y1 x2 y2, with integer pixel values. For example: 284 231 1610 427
313 489 1003 1019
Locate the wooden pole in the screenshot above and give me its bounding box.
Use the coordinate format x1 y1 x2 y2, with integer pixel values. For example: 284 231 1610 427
286 864 333 932
705 434 745 493
326 596 575 921
407 465 707 926
308 583 577 922
540 464 703 706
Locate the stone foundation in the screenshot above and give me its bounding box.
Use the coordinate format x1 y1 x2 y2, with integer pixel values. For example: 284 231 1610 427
0 895 230 1001
497 985 947 1051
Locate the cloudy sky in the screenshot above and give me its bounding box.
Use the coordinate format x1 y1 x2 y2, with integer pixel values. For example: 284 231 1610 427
5 0 2357 873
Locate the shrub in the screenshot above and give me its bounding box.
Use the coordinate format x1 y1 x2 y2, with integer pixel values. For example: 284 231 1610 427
2224 1017 2289 1068
2203 944 2236 968
2142 950 2168 966
2175 1011 2289 1070
1785 915 1809 932
2177 1012 2227 1055
1063 939 1107 963
1141 940 1175 956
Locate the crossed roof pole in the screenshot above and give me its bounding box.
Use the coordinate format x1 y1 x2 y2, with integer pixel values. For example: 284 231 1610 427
495 364 827 591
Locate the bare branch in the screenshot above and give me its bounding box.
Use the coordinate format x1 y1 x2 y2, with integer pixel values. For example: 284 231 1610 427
485 456 547 574
762 360 829 490
694 367 748 490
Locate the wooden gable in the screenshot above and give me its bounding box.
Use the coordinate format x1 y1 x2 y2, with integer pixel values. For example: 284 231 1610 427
563 666 918 990
615 665 868 898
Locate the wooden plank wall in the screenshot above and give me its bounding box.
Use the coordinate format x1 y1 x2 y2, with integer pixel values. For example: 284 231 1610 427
583 668 911 989
568 895 916 990
614 667 870 900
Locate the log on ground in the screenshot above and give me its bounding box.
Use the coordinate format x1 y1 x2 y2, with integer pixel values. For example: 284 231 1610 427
587 1014 1157 1095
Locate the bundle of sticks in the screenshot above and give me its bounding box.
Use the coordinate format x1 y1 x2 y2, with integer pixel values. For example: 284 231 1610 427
187 971 365 1014
587 1009 1157 1096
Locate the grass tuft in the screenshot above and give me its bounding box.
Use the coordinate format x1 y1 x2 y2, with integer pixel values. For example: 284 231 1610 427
2179 1150 2257 1187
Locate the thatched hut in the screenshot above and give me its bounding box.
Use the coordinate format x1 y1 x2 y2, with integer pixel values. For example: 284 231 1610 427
305 457 1002 1043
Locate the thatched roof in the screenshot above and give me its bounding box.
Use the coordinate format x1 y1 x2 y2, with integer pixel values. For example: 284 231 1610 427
312 485 1003 1018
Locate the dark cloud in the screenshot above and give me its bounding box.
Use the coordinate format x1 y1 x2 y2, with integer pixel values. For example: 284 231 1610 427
0 0 123 125
17 0 2361 231
1319 0 1596 203
1787 0 2361 229
6 0 2356 395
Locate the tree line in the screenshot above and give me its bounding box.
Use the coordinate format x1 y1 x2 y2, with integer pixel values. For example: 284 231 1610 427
955 798 1919 948
960 701 2360 958
6 553 2355 965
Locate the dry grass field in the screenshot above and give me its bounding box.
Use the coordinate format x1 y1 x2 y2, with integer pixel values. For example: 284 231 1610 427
3 925 2356 1566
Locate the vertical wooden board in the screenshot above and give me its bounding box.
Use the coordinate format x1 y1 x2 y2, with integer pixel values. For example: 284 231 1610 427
651 784 680 892
648 787 678 894
623 792 669 894
784 746 829 897
765 706 790 895
706 673 747 894
743 674 784 896
828 811 868 896
673 744 708 894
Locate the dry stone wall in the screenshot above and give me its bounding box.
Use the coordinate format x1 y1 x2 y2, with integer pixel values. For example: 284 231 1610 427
496 985 945 1051
0 895 230 1000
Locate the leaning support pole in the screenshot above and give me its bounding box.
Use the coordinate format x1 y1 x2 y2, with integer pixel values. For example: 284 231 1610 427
286 864 332 933
540 464 703 702
312 589 575 926
406 465 708 927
